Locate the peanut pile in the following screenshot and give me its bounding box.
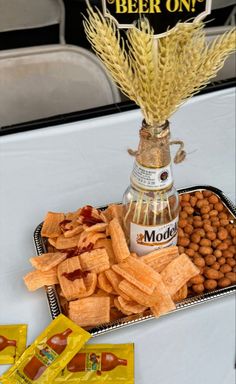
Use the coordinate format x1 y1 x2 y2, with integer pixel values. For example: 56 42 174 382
177 190 236 295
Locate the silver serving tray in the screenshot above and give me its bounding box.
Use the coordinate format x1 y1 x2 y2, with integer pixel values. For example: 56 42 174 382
33 185 236 336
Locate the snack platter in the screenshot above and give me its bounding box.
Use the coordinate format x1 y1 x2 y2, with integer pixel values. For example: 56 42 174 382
33 185 236 336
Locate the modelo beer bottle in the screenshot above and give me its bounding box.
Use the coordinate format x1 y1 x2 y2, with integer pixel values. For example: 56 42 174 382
67 351 127 373
23 328 72 380
0 335 16 351
123 120 179 256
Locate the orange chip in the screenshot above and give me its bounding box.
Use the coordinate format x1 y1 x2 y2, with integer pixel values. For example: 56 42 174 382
77 231 106 249
77 206 107 226
68 297 110 327
41 212 65 238
48 237 57 248
94 239 116 265
112 257 160 295
118 280 159 307
64 225 83 238
84 223 108 233
29 252 67 271
91 290 116 307
161 253 200 296
114 297 133 316
142 246 179 273
87 232 107 244
79 248 110 274
92 288 110 297
76 272 97 298
106 204 124 227
151 293 176 317
23 268 58 291
97 272 114 293
102 207 112 222
57 256 86 300
104 269 130 300
65 208 81 221
109 218 130 263
149 274 176 317
117 296 147 314
172 284 188 302
55 234 81 250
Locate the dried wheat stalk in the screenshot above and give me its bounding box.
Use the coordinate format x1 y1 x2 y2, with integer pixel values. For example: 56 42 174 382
83 7 236 125
83 7 136 101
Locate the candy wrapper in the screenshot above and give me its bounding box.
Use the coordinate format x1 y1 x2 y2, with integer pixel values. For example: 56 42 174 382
55 344 134 383
0 314 90 384
0 325 27 365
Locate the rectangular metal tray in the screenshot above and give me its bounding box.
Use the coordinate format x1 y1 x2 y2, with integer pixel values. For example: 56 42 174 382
33 185 236 336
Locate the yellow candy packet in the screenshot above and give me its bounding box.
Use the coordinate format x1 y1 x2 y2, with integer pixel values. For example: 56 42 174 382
0 325 27 365
54 343 134 383
0 314 90 384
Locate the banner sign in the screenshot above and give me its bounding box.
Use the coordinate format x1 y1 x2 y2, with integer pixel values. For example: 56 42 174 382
102 0 212 36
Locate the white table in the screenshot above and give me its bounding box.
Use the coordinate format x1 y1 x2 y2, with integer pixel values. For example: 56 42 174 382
0 87 235 383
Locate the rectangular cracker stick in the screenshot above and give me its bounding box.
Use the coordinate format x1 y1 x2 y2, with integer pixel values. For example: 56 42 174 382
41 212 64 238
151 294 176 317
142 246 179 273
55 234 81 250
68 297 110 327
79 248 110 274
150 273 176 317
64 225 83 238
86 232 107 245
104 269 130 301
117 296 147 314
118 280 159 307
48 237 57 248
84 223 108 233
109 218 130 263
57 256 86 300
97 272 114 293
114 297 133 316
112 257 160 295
76 273 97 299
161 253 200 296
23 268 58 291
107 204 124 226
29 252 67 271
172 284 188 302
94 239 116 265
65 208 81 221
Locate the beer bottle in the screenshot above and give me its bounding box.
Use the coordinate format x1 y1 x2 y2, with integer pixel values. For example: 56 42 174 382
23 328 72 380
0 335 16 351
123 120 179 256
67 351 127 373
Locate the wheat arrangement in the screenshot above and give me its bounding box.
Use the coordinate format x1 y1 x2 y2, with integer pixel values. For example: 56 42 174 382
84 6 236 126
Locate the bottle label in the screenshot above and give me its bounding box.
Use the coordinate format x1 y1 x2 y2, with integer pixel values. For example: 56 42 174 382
35 344 59 367
85 352 102 372
130 217 178 256
131 160 173 190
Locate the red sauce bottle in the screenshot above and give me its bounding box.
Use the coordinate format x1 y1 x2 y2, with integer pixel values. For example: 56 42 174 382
67 352 127 373
0 335 16 352
23 328 72 380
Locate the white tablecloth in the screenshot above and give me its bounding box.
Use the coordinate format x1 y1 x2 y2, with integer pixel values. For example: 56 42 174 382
0 87 235 382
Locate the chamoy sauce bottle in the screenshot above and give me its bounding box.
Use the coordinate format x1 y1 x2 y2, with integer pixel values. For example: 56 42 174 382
67 351 127 374
23 328 72 380
123 120 179 256
0 335 16 351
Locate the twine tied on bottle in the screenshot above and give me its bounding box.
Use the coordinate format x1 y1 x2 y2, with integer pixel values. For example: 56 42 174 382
128 140 186 164
128 120 186 165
